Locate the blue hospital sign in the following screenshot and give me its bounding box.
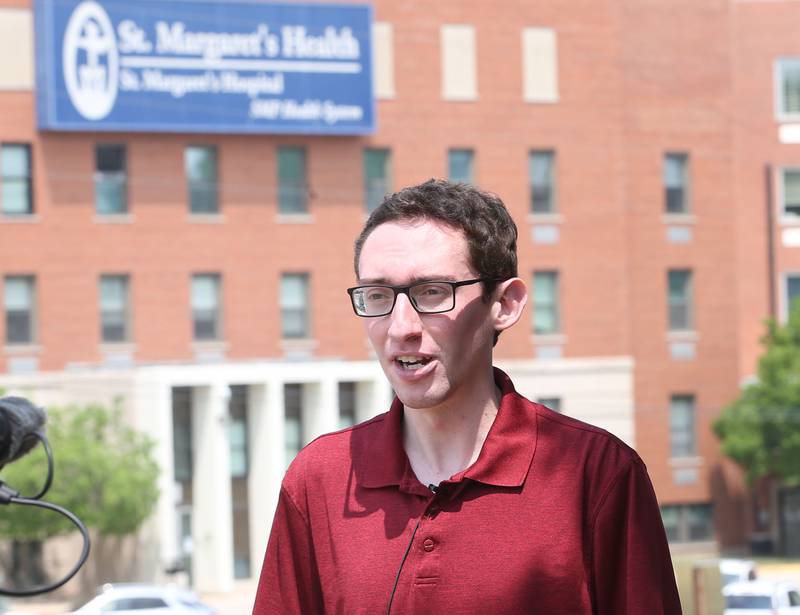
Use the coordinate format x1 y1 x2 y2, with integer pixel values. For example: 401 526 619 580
35 0 375 134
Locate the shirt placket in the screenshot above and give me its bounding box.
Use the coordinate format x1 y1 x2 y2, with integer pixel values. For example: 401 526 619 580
406 480 467 614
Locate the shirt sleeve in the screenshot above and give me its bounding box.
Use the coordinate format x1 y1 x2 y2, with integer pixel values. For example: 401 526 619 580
591 458 683 615
252 486 325 615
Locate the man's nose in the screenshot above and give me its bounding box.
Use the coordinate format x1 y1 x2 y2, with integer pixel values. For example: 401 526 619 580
387 292 423 339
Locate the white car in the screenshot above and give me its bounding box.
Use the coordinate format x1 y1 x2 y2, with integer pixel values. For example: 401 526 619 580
71 584 216 615
723 579 800 614
720 558 758 586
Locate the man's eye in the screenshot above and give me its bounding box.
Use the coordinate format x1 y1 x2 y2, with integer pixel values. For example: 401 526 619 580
418 285 447 297
367 290 391 301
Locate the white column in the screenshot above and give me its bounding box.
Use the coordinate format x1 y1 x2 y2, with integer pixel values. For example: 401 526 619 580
136 375 179 576
356 375 394 422
248 380 285 579
191 383 234 592
304 377 339 441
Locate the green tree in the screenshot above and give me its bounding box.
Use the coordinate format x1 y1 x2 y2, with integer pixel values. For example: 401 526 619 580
0 401 160 590
714 300 800 484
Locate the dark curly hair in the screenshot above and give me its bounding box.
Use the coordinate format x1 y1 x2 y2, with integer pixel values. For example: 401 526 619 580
354 179 519 344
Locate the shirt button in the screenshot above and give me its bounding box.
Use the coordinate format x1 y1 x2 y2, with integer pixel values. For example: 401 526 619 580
423 538 435 552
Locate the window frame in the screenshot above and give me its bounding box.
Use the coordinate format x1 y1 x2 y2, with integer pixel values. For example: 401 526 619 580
4 275 36 345
280 273 311 340
779 167 800 221
782 272 800 322
191 273 222 342
667 269 694 332
99 274 131 344
1 143 33 216
277 146 308 214
532 270 560 335
363 148 391 213
185 144 219 215
664 152 690 215
660 503 713 543
284 383 304 466
529 150 557 215
94 143 128 215
775 58 800 121
447 148 475 184
669 394 696 458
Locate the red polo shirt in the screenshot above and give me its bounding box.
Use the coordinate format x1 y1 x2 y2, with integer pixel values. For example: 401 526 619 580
253 369 682 614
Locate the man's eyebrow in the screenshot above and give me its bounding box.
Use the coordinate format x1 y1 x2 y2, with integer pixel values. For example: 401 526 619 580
357 275 459 285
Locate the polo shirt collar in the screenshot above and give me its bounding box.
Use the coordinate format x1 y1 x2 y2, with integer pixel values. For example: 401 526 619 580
360 367 538 491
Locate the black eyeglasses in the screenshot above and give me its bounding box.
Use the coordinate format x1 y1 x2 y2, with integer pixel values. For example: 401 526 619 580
346 278 493 317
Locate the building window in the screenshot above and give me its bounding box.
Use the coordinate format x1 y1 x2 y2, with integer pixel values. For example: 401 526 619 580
533 271 560 334
441 24 477 100
786 274 800 319
529 150 556 214
95 144 127 215
186 145 218 214
448 149 474 184
660 503 713 543
229 385 248 478
339 382 357 429
191 274 221 341
537 397 561 413
284 383 303 465
172 387 193 483
277 146 307 214
668 270 693 331
522 28 558 103
670 394 696 458
781 168 800 219
1 144 32 215
280 273 310 339
777 59 800 118
4 275 35 345
99 274 130 343
664 153 689 214
364 148 391 212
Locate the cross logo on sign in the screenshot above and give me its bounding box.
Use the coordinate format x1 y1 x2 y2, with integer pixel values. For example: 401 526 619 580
62 1 119 120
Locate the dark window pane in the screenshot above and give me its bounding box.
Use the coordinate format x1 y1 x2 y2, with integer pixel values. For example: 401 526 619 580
186 146 218 214
533 271 559 334
339 382 357 428
530 151 555 214
284 384 303 464
782 60 800 115
364 149 391 212
278 147 307 213
95 145 127 214
100 275 129 343
192 275 220 341
664 154 689 214
448 149 474 184
281 274 309 339
4 276 35 344
668 270 692 331
670 395 696 457
172 387 193 483
2 144 32 215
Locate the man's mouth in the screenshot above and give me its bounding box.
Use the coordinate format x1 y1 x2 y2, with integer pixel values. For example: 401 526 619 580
395 355 433 371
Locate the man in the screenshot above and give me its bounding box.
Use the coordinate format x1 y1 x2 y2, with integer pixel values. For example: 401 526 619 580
253 180 682 614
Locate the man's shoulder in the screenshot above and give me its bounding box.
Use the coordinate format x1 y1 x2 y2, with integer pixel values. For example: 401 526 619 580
283 412 388 486
527 395 641 470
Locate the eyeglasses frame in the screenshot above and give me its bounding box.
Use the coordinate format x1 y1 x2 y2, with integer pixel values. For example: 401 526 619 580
346 278 495 317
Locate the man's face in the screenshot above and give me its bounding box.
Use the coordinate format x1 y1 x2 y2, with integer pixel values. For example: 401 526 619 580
356 219 497 410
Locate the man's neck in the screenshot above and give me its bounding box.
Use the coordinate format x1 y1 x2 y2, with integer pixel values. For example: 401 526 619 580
402 376 501 488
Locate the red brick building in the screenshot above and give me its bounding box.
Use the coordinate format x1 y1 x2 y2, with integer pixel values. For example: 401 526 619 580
0 0 798 592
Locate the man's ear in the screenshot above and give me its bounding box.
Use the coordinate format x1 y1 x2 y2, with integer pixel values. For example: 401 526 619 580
491 277 528 333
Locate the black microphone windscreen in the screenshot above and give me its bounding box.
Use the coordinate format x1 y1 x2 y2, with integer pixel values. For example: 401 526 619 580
0 396 46 466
